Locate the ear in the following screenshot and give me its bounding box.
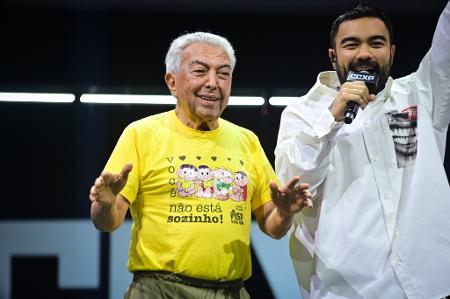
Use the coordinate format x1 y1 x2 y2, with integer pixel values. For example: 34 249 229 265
164 72 177 97
328 48 337 70
390 45 396 66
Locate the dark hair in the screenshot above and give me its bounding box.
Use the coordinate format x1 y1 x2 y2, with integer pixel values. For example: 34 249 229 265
330 3 394 48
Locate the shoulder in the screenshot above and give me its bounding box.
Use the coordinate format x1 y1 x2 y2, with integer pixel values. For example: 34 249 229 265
121 111 172 142
219 118 259 141
128 111 171 130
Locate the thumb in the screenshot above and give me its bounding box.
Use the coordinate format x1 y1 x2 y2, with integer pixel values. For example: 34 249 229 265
119 163 133 182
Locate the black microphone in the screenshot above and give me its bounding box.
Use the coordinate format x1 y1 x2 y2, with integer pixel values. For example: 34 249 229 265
343 71 379 124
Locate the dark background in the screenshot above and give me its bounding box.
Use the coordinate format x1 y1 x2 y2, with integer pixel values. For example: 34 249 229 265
1 0 449 298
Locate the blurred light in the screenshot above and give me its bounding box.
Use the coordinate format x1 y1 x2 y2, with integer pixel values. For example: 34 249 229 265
80 94 176 104
269 97 299 106
228 96 265 106
0 92 75 103
80 94 265 106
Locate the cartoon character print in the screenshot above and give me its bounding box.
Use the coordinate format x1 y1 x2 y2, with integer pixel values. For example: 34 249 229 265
195 165 215 199
230 171 248 202
176 164 197 197
213 168 233 200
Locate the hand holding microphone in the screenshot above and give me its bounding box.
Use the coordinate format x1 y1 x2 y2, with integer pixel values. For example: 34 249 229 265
344 71 379 124
330 71 378 124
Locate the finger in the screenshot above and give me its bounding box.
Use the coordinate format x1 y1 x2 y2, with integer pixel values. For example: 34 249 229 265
285 176 301 191
89 186 98 202
89 193 96 202
295 182 310 191
94 176 103 187
344 93 368 109
342 82 366 94
304 198 313 208
90 185 97 195
101 171 115 185
269 181 280 201
119 163 133 182
304 190 312 199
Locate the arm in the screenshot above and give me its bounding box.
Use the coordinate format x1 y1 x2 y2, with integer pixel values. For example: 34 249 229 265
254 176 312 239
275 98 340 192
89 163 132 232
275 83 374 191
430 1 450 129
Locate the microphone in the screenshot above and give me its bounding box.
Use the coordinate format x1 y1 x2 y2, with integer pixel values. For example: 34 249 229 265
343 71 379 124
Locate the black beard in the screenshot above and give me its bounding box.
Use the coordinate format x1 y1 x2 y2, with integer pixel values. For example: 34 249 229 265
335 59 391 94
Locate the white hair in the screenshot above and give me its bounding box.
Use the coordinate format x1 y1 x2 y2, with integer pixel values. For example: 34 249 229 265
165 32 236 74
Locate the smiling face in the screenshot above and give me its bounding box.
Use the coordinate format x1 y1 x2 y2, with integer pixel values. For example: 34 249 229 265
165 42 232 131
329 17 395 94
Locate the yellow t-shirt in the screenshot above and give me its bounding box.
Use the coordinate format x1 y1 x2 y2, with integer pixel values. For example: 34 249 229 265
105 110 278 281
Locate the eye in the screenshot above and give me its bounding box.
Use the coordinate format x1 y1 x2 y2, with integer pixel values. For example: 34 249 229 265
371 41 385 48
192 68 207 76
343 43 358 49
217 72 230 80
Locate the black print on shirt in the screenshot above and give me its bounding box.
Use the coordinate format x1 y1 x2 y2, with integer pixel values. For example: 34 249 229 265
230 205 244 225
386 106 417 168
167 202 224 223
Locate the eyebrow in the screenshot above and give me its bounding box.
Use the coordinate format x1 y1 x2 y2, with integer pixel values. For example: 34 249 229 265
340 35 388 45
189 60 231 70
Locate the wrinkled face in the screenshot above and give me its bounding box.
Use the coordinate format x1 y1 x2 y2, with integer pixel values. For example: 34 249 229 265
330 17 395 94
165 43 232 130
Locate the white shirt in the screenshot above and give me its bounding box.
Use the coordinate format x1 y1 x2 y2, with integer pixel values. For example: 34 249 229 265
275 2 450 298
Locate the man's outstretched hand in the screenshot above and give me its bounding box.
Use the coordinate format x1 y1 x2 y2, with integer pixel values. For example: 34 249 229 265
269 176 312 215
89 163 133 207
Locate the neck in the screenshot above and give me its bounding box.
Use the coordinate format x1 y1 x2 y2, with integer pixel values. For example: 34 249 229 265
175 109 218 131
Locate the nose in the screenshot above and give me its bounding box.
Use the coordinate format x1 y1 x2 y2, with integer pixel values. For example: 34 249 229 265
355 44 373 61
204 71 218 90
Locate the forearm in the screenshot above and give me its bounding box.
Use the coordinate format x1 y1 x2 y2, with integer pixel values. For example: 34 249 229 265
90 200 123 232
263 206 294 239
431 1 450 71
430 1 450 128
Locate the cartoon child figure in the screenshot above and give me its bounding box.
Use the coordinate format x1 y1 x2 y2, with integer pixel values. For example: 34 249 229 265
195 165 215 198
213 168 233 200
230 171 249 202
176 164 197 197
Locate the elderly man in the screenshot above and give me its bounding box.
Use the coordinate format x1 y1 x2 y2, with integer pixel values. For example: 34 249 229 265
89 32 312 299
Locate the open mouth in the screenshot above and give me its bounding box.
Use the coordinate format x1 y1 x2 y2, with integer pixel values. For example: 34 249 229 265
350 61 378 74
355 67 375 73
198 95 219 102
